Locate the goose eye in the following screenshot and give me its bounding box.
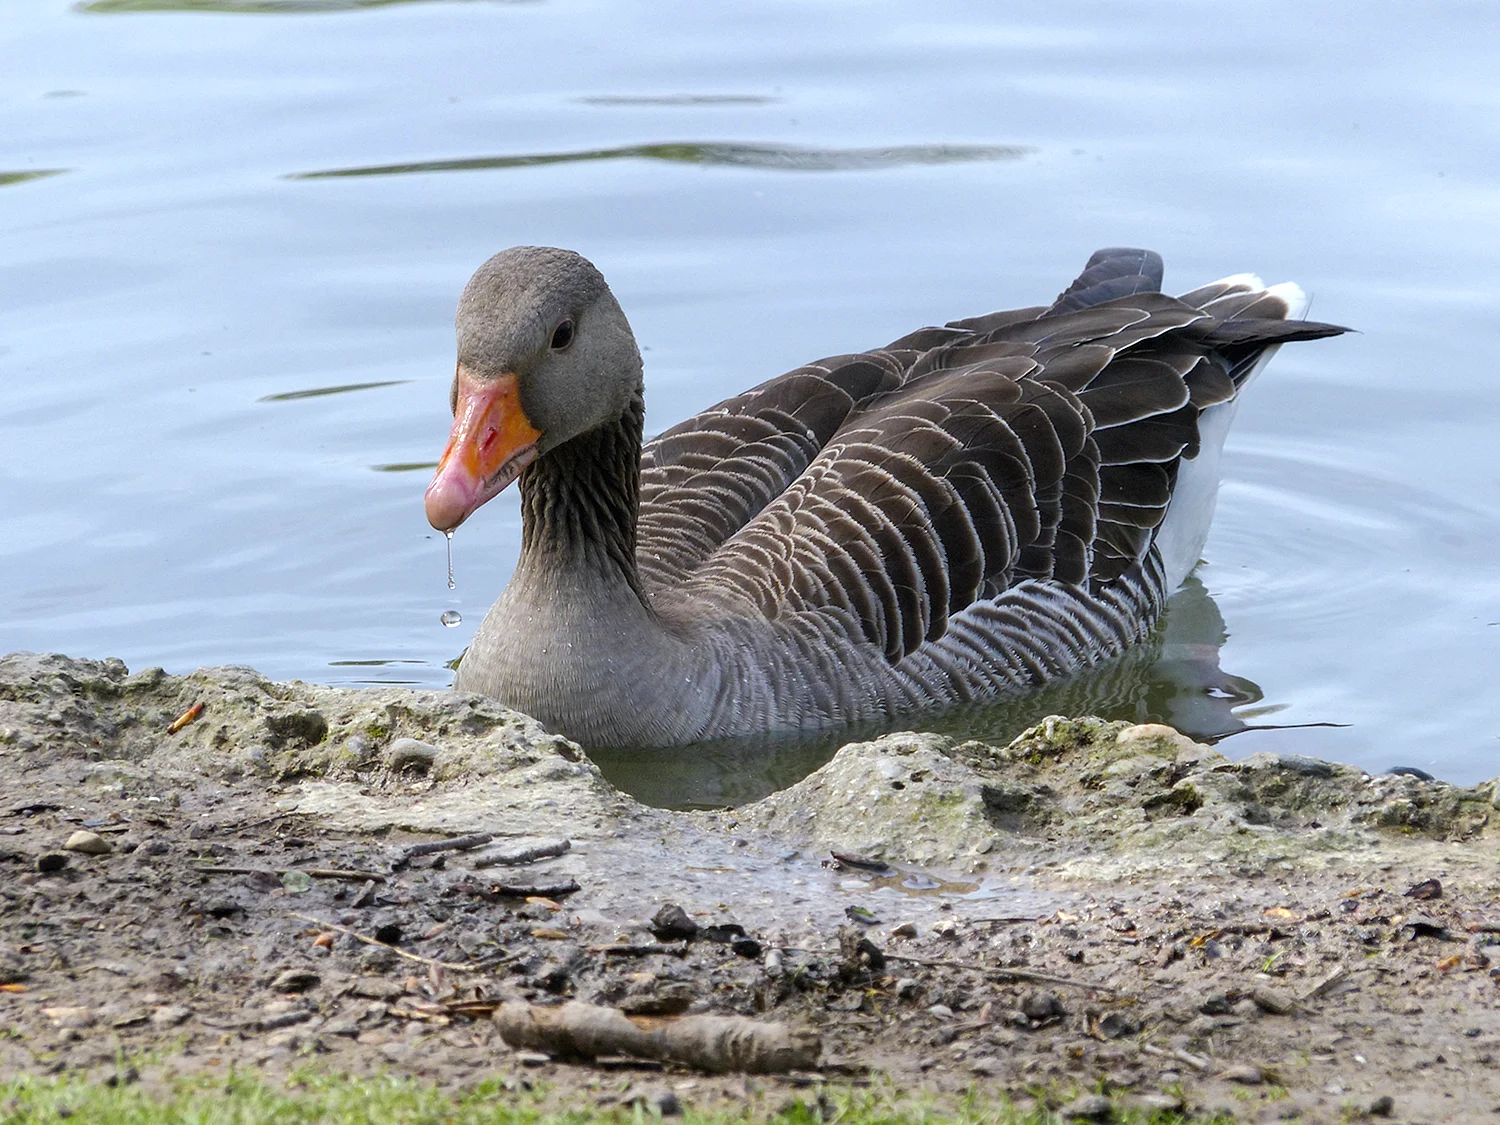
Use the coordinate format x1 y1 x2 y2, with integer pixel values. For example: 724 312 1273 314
550 319 575 351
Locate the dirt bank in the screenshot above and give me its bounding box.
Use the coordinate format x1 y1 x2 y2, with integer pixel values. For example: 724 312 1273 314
3 652 1499 1122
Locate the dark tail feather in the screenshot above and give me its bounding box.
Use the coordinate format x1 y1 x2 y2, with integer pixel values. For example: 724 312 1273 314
1044 248 1165 316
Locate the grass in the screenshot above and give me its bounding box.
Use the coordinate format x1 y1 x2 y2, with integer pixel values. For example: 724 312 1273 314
0 1068 1236 1125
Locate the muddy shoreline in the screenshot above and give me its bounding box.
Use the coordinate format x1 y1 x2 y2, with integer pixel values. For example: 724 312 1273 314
3 652 1499 1122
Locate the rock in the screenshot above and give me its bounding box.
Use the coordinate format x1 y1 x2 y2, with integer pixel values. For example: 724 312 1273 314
1250 986 1297 1015
372 922 403 944
1368 1094 1395 1117
645 1089 682 1116
40 1007 94 1029
35 853 67 873
350 978 404 1001
1060 1093 1113 1119
63 831 111 855
650 904 698 941
927 1003 954 1019
269 969 321 993
1021 990 1065 1022
895 977 921 1000
150 1005 192 1028
386 738 437 775
1220 1062 1263 1085
1198 991 1232 1015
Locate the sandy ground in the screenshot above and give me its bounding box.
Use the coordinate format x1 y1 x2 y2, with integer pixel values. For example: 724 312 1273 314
3 652 1500 1122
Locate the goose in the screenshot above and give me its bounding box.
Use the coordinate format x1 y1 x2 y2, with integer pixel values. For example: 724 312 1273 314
425 247 1345 748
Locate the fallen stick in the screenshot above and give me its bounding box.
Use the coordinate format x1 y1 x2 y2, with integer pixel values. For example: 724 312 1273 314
1140 1042 1211 1071
472 838 571 868
495 1000 820 1074
881 952 1113 994
403 833 494 859
285 913 482 972
195 865 386 883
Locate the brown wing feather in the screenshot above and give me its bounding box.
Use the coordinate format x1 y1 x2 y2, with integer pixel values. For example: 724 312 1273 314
639 253 1347 665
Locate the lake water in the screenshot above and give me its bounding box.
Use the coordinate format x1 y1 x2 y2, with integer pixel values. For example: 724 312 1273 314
5 0 1499 807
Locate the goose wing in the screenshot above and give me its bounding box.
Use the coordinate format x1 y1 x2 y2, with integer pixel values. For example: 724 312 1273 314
639 249 1344 664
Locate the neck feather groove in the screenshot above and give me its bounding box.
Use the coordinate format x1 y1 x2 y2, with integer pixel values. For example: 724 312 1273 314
516 391 646 598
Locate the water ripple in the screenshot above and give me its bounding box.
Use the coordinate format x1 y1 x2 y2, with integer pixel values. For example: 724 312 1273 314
288 141 1032 180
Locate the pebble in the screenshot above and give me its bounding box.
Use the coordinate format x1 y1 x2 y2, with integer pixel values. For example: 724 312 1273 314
1021 989 1065 1022
1059 1093 1112 1120
150 1005 192 1028
63 831 111 856
386 738 437 774
1250 986 1297 1015
895 977 921 1000
41 1007 95 1029
351 977 405 1001
650 904 699 941
270 969 321 993
926 1003 954 1019
645 1089 682 1116
1367 1094 1395 1117
35 853 68 873
514 1050 551 1067
1220 1062 1263 1085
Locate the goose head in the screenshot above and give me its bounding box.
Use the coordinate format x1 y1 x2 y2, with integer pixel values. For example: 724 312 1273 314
424 247 644 532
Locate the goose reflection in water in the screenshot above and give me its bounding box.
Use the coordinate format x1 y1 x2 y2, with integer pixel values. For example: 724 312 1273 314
588 575 1276 811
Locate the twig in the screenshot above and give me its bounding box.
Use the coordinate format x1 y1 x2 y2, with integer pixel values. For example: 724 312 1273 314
479 879 581 899
286 912 481 972
589 942 691 957
402 833 493 859
472 838 571 868
194 864 386 883
881 952 1114 994
1140 1042 1211 1071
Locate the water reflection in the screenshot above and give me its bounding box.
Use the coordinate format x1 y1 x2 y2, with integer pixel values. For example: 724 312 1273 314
588 576 1280 811
577 95 780 107
1 170 67 188
289 142 1031 180
258 380 409 402
78 0 524 13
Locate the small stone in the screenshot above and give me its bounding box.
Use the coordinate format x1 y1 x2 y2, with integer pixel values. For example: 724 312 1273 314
1220 1062 1263 1085
889 922 918 940
40 1007 94 1029
645 1089 682 1116
927 1003 954 1019
1060 1093 1113 1120
1250 986 1296 1015
150 1005 192 1028
1097 1012 1137 1039
350 978 404 1001
514 1050 550 1066
259 1009 313 1031
1128 1092 1184 1114
63 831 111 856
372 922 403 945
895 977 921 1000
35 853 67 873
270 968 321 993
1021 989 1065 1022
1198 991 1232 1015
650 904 699 941
1367 1094 1395 1117
386 738 437 775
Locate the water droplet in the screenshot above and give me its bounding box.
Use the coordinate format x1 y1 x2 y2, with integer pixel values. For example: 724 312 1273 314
445 529 456 590
440 610 462 627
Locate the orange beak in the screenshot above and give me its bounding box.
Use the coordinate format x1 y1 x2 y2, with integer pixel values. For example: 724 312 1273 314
424 367 542 532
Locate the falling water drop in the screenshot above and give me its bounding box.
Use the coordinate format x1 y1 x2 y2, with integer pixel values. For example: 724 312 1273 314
440 610 462 627
445 529 456 590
